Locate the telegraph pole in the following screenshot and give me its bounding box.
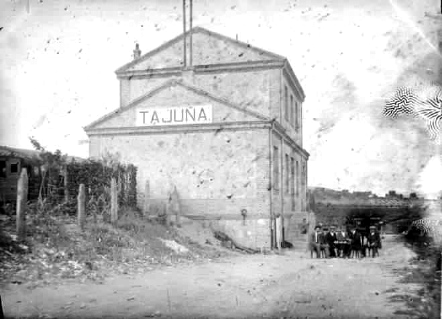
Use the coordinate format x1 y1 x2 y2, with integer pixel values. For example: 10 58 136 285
182 0 194 69
182 0 187 68
189 0 193 67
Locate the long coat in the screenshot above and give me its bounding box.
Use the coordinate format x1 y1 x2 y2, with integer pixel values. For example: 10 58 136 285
310 231 319 245
349 230 362 249
367 231 381 248
309 231 327 246
326 232 337 247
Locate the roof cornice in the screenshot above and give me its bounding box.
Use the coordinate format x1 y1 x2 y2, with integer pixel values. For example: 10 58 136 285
282 60 305 102
116 60 284 79
85 120 272 136
272 121 309 158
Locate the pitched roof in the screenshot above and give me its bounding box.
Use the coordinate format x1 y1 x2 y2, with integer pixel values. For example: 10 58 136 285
0 146 85 162
84 79 269 131
0 146 41 160
116 26 286 74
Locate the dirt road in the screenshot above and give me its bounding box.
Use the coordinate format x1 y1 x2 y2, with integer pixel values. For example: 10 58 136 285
2 235 423 319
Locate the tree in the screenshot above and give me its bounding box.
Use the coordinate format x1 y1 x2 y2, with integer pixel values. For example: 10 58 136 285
29 137 68 204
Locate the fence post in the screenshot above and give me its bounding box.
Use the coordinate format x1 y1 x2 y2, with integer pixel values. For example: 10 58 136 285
163 202 170 225
170 186 181 227
77 184 86 230
0 294 4 319
143 180 150 216
111 177 118 223
63 165 69 203
16 168 28 242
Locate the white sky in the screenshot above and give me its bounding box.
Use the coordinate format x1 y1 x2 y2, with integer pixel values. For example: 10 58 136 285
0 0 441 197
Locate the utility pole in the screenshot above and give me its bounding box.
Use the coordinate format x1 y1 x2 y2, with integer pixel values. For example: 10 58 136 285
189 0 193 67
182 0 193 69
182 0 187 68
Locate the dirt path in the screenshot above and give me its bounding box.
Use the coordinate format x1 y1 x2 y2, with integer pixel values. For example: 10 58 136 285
1 235 423 319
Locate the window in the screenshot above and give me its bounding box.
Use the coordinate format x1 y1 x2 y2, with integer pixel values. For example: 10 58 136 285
299 102 302 130
0 161 6 178
10 162 19 174
284 86 289 121
285 154 289 193
295 101 302 131
273 146 279 190
291 157 295 210
290 95 294 125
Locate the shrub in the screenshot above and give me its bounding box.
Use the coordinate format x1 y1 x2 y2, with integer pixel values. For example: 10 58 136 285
66 159 137 209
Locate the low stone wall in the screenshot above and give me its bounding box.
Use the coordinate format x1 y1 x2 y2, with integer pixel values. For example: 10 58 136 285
209 218 271 250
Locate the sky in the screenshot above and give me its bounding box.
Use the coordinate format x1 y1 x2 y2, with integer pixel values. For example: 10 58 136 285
0 0 441 198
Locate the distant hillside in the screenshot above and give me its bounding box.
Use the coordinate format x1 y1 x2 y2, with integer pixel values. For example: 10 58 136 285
308 187 436 232
309 187 425 207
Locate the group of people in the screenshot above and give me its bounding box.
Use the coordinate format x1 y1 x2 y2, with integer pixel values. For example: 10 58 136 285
310 224 382 259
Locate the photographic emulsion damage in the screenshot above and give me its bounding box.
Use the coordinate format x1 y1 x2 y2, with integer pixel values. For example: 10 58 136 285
0 0 441 318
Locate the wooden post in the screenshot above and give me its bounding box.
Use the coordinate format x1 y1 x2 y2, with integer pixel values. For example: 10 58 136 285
143 180 150 216
63 165 69 203
111 177 118 223
16 168 28 242
0 294 4 319
170 186 181 227
163 202 170 226
77 184 86 230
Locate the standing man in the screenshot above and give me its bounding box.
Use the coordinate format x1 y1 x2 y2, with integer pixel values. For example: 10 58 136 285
349 225 362 258
361 232 368 258
367 225 381 257
326 225 338 258
310 226 330 258
319 227 330 258
336 225 350 258
310 226 322 258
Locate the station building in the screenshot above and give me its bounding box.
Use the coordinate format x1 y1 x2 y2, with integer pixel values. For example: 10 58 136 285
84 27 310 250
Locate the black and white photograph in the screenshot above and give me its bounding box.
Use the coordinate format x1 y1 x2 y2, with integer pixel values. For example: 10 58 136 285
0 0 441 318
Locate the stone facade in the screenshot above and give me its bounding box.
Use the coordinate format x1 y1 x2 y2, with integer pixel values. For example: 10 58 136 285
85 27 309 250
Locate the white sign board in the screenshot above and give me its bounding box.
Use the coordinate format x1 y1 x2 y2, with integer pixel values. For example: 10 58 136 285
136 105 212 126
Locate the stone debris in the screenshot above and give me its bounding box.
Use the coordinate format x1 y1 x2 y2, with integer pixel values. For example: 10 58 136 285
159 239 189 254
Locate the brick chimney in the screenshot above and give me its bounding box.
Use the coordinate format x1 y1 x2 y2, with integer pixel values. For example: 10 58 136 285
133 43 141 60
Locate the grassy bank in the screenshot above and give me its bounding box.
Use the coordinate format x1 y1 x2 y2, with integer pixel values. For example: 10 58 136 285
392 234 441 319
0 205 228 289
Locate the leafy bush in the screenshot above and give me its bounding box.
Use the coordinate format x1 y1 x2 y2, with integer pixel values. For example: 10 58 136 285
29 138 138 213
66 159 137 209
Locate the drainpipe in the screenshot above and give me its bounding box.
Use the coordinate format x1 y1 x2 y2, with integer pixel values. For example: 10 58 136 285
280 133 284 246
269 119 275 250
278 69 283 249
